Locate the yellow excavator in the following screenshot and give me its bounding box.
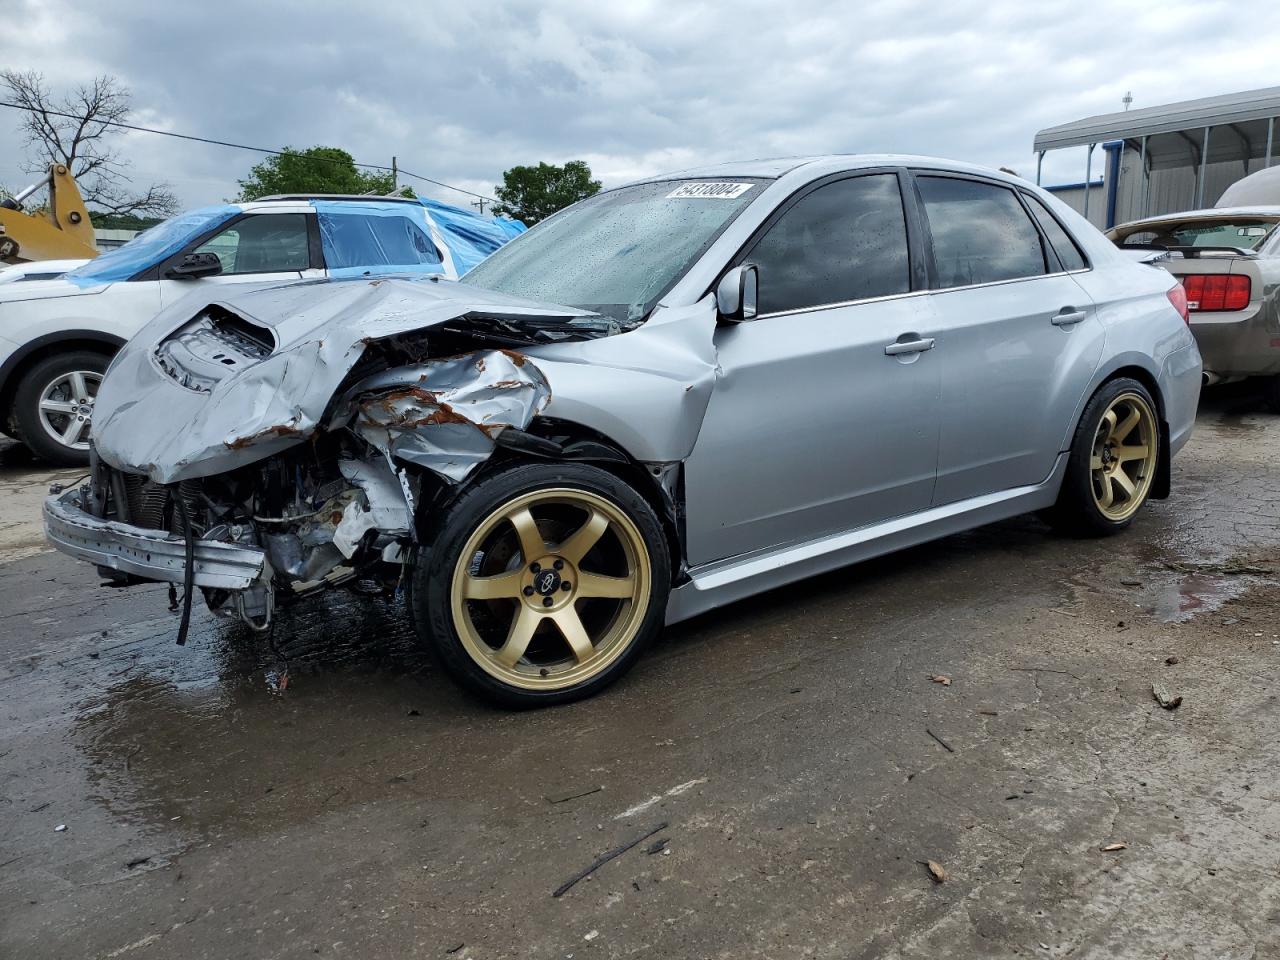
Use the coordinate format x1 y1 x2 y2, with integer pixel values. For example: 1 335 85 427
0 163 98 263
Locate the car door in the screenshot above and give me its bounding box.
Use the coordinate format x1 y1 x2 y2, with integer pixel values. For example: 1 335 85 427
912 173 1105 506
157 211 318 306
683 170 941 566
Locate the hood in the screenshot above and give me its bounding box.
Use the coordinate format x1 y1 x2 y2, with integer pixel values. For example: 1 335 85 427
0 276 111 304
92 275 614 483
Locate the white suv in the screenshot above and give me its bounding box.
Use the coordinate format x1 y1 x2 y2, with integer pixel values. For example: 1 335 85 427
0 195 521 464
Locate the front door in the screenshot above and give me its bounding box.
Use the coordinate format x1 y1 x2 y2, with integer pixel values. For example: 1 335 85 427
911 174 1105 506
158 212 317 306
684 172 940 566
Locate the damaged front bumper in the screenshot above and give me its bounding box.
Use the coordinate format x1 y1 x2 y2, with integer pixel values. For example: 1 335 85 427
43 486 266 590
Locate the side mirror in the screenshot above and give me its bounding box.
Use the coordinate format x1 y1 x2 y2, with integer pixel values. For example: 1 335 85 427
715 264 759 323
165 252 223 280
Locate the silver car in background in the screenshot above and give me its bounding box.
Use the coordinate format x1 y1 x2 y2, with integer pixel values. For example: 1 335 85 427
1108 207 1280 408
44 155 1201 707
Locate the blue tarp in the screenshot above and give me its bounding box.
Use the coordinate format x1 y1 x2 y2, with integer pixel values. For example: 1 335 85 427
64 205 239 288
419 197 525 275
315 201 445 279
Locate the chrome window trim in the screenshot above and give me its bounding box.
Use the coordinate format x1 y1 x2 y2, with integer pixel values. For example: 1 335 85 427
755 266 1094 320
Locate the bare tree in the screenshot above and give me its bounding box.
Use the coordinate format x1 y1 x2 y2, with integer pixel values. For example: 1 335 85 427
2 70 179 217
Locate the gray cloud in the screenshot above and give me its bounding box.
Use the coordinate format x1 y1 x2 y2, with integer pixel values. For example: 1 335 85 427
2 0 1276 210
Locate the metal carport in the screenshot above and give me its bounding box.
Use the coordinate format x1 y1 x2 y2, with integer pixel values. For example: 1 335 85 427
1033 87 1280 226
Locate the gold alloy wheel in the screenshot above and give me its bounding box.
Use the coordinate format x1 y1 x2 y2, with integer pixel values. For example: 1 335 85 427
1089 392 1158 522
449 488 652 691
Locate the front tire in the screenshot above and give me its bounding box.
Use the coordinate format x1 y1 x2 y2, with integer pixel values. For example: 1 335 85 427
12 351 109 466
410 462 671 708
1047 377 1161 536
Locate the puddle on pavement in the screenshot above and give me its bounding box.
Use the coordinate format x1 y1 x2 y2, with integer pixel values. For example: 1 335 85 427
1146 573 1253 623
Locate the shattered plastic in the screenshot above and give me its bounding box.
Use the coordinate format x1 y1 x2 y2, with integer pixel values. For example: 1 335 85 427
64 205 239 288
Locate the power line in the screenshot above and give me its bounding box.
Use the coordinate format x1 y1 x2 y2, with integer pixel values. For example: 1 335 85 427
0 99 498 203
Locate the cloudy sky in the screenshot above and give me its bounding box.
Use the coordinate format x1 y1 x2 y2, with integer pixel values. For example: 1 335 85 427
2 0 1277 213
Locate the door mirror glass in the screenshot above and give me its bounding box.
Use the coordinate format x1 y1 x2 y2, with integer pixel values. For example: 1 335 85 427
716 264 759 323
165 252 223 280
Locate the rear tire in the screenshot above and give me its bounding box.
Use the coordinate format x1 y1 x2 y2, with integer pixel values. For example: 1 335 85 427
1046 377 1161 536
409 462 671 708
12 351 109 466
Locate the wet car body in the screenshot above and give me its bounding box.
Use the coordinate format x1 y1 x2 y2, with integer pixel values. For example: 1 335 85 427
1107 208 1280 404
45 155 1202 705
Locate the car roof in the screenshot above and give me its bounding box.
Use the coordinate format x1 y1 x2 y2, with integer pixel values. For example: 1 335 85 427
627 154 1032 186
252 193 421 204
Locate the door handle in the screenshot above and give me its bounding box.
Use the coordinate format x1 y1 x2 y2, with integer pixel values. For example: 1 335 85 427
1051 308 1087 326
884 337 935 356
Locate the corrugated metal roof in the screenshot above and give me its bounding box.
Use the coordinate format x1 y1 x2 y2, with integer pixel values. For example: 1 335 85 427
1034 87 1280 152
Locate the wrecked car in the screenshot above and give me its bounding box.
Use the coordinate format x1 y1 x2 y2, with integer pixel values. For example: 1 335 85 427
45 156 1202 707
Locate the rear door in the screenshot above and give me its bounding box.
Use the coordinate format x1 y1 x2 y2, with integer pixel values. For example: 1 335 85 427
913 173 1104 506
683 170 941 564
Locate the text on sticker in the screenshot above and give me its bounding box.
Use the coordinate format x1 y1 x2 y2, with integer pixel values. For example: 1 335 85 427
666 182 754 199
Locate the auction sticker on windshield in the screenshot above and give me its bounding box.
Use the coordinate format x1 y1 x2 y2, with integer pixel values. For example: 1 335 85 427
666 182 754 199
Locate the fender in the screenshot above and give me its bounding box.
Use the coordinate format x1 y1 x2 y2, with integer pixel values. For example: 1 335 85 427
0 328 127 399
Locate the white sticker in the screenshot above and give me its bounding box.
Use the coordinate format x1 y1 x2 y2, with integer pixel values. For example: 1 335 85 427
666 182 754 200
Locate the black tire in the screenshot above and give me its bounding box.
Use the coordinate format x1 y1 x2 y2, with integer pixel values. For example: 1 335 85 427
1260 375 1280 413
409 462 671 708
12 350 110 466
1046 377 1161 537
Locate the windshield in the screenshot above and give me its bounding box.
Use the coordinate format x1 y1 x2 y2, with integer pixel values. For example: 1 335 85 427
462 179 765 323
64 205 239 288
1118 218 1278 252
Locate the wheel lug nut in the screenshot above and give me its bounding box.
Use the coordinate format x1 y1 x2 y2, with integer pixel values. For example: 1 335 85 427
530 562 541 574
561 582 572 591
542 596 553 607
523 586 534 597
553 559 564 570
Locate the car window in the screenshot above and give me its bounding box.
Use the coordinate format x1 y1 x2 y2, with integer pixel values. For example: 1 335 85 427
918 177 1047 288
1024 195 1087 271
191 213 310 274
748 174 910 315
318 212 442 271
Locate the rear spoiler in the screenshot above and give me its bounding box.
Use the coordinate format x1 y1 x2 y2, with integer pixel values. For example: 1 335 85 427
1116 242 1259 259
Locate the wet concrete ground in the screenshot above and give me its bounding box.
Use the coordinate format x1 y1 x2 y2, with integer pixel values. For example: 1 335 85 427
2 387 1279 959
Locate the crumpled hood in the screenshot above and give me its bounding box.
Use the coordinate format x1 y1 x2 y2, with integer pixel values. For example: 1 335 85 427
92 275 597 483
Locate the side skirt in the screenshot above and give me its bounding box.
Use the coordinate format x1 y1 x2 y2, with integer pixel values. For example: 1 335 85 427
664 453 1069 625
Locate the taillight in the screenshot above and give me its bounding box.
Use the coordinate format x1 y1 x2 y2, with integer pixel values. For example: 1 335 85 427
1166 283 1189 324
1180 274 1251 312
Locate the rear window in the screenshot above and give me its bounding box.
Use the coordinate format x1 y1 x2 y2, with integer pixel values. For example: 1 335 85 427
918 177 1047 288
1118 219 1277 251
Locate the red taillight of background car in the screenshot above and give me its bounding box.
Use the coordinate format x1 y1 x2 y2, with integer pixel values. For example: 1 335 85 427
1166 283 1189 324
1179 274 1251 312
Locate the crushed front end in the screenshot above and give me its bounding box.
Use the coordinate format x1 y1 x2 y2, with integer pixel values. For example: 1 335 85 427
42 276 617 633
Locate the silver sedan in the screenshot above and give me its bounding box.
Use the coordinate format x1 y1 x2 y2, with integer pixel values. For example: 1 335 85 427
46 155 1202 707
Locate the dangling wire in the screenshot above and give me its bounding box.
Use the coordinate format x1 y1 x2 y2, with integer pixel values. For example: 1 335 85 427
173 493 195 646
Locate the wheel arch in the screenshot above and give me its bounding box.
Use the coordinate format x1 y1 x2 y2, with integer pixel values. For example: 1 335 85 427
1083 360 1171 500
0 330 125 432
415 415 687 585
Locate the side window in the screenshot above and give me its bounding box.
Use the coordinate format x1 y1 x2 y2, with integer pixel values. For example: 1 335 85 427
318 213 442 271
748 174 910 315
917 177 1047 288
1024 194 1088 271
191 214 310 274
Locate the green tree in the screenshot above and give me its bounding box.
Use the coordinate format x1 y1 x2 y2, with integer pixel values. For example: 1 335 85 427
236 146 407 200
492 160 601 225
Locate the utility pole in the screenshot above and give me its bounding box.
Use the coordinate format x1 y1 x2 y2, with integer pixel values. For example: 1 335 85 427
1122 91 1133 111
472 198 487 215
391 156 398 192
